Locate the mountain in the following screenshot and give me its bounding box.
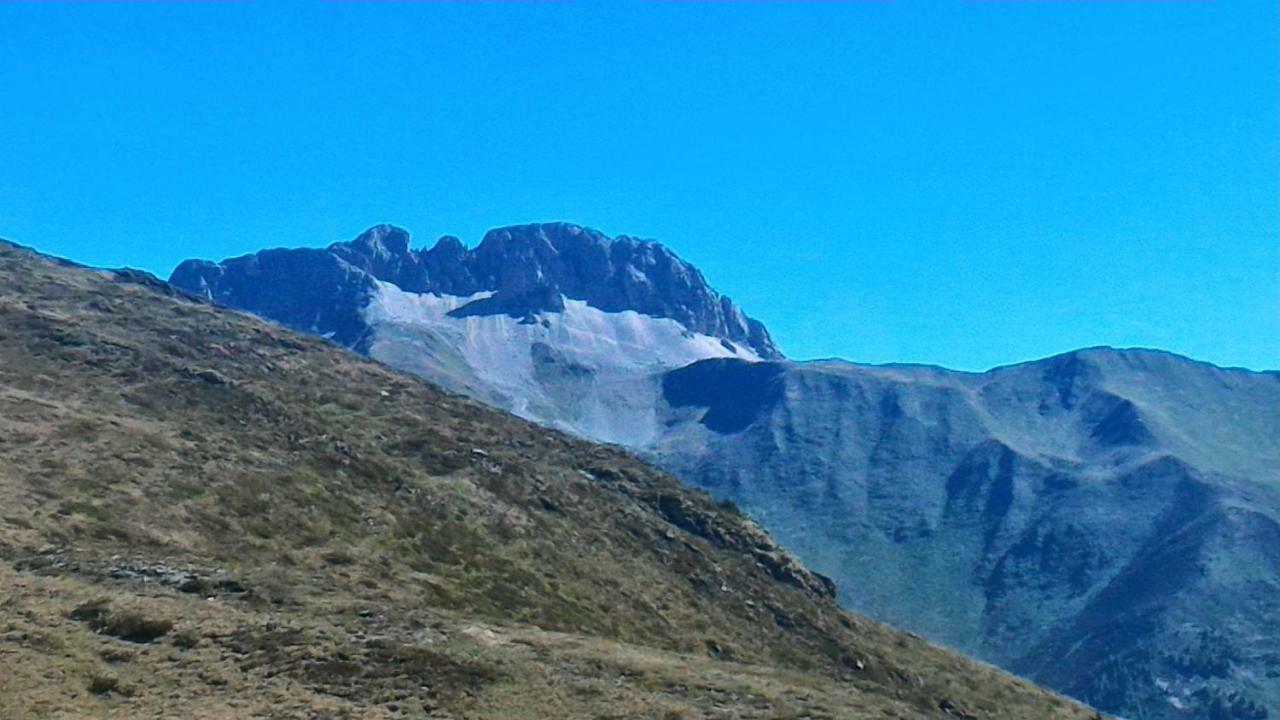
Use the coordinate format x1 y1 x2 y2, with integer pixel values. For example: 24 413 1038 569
170 224 1280 720
172 223 778 441
0 238 1105 718
651 352 1280 720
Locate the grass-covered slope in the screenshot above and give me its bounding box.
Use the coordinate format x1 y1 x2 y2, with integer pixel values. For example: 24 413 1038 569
0 240 1101 719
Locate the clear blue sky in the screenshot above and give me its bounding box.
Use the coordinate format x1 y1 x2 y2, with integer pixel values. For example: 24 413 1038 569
1 1 1275 371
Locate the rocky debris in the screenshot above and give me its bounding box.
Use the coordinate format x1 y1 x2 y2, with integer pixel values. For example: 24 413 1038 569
653 493 727 544
13 552 250 600
752 548 837 599
764 602 797 631
107 561 250 598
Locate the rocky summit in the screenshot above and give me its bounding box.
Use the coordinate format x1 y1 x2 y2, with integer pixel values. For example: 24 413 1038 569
171 222 778 359
170 223 1280 720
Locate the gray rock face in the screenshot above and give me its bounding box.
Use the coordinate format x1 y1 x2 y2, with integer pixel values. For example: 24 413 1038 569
170 247 376 347
170 223 780 358
648 349 1280 720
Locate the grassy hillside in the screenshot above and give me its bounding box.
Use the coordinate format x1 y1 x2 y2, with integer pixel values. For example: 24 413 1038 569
0 241 1103 719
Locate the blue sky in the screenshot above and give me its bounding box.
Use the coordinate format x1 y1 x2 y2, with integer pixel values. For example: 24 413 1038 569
1 1 1275 371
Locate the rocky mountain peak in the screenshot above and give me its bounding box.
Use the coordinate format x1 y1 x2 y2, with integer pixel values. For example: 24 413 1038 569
327 224 418 282
347 223 412 258
170 222 782 359
428 234 467 257
460 223 777 354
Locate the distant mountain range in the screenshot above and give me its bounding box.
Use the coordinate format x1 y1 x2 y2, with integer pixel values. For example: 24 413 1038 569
172 223 1280 720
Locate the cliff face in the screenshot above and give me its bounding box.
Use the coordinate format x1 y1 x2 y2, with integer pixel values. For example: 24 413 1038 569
171 223 779 359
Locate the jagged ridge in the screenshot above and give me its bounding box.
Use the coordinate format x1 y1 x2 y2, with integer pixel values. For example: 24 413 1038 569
171 223 780 359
